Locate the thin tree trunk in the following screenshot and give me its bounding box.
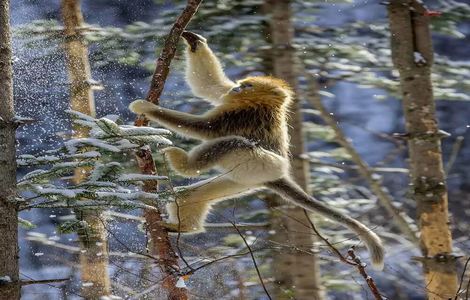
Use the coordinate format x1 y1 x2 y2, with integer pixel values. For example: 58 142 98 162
267 1 324 299
388 1 458 299
61 0 111 298
133 1 201 299
0 1 20 299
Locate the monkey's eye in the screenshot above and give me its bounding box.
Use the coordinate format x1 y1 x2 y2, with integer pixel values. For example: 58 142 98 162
241 83 253 89
231 86 242 93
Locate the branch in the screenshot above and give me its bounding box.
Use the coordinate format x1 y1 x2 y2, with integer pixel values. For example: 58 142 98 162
347 248 384 300
301 68 419 245
455 256 470 300
303 211 384 300
146 0 202 104
20 278 70 286
135 0 203 127
133 1 202 299
445 136 464 175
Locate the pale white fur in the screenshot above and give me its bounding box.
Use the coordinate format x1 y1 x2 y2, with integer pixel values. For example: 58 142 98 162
215 148 289 185
184 35 235 105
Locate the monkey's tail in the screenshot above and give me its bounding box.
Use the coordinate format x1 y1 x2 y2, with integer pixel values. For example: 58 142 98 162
265 177 385 270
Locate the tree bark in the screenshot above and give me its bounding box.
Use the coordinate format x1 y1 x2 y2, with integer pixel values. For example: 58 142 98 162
388 1 458 299
61 0 111 298
0 0 20 299
62 0 95 118
267 1 324 299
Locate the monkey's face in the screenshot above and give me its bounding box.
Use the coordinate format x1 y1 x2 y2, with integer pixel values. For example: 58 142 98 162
225 76 293 106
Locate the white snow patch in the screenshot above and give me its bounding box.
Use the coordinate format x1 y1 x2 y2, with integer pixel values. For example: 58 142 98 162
65 138 121 154
175 277 187 289
0 276 12 283
82 282 94 287
117 174 168 182
414 52 426 64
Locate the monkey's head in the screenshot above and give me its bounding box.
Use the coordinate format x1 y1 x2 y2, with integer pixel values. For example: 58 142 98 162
224 76 293 107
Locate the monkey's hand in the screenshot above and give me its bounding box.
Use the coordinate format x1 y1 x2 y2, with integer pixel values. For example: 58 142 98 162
128 99 157 115
181 31 206 52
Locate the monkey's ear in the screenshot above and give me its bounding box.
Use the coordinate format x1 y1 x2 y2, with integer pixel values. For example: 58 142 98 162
181 31 207 52
129 100 157 114
272 87 292 99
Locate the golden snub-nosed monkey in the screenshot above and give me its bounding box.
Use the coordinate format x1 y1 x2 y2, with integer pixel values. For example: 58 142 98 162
129 31 384 270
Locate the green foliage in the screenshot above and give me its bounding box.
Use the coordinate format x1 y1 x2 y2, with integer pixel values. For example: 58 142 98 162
432 0 470 38
18 110 172 213
57 220 85 234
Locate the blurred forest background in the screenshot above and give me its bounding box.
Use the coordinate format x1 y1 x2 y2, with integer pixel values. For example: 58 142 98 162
2 0 470 299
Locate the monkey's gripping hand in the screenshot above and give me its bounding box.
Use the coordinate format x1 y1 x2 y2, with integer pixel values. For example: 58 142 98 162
128 99 157 115
181 31 206 52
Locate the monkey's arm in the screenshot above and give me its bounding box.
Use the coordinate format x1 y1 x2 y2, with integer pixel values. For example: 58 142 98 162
129 100 220 140
182 32 236 105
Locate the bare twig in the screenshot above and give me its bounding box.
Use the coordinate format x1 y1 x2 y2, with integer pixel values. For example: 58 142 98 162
445 136 464 175
182 247 269 276
303 210 356 266
455 256 470 300
348 248 384 300
20 278 70 286
302 211 385 299
132 1 202 299
230 220 272 300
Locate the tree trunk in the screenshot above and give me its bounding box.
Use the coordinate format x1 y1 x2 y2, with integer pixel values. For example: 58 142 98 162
0 0 20 299
133 2 201 299
135 149 189 300
388 1 458 299
267 1 324 299
61 0 111 298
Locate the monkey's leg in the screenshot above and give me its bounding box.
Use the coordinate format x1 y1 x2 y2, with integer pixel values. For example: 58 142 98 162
163 136 257 177
162 147 198 177
163 136 255 177
163 135 290 191
164 176 257 232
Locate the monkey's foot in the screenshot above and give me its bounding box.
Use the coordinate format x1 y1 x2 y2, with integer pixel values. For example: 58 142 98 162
162 147 199 177
129 99 157 114
181 31 206 52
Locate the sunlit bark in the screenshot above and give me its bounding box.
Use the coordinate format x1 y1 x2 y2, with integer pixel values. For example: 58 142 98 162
388 1 458 298
61 0 111 298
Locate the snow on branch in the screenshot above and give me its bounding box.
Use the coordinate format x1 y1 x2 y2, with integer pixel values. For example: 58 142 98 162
18 110 172 216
